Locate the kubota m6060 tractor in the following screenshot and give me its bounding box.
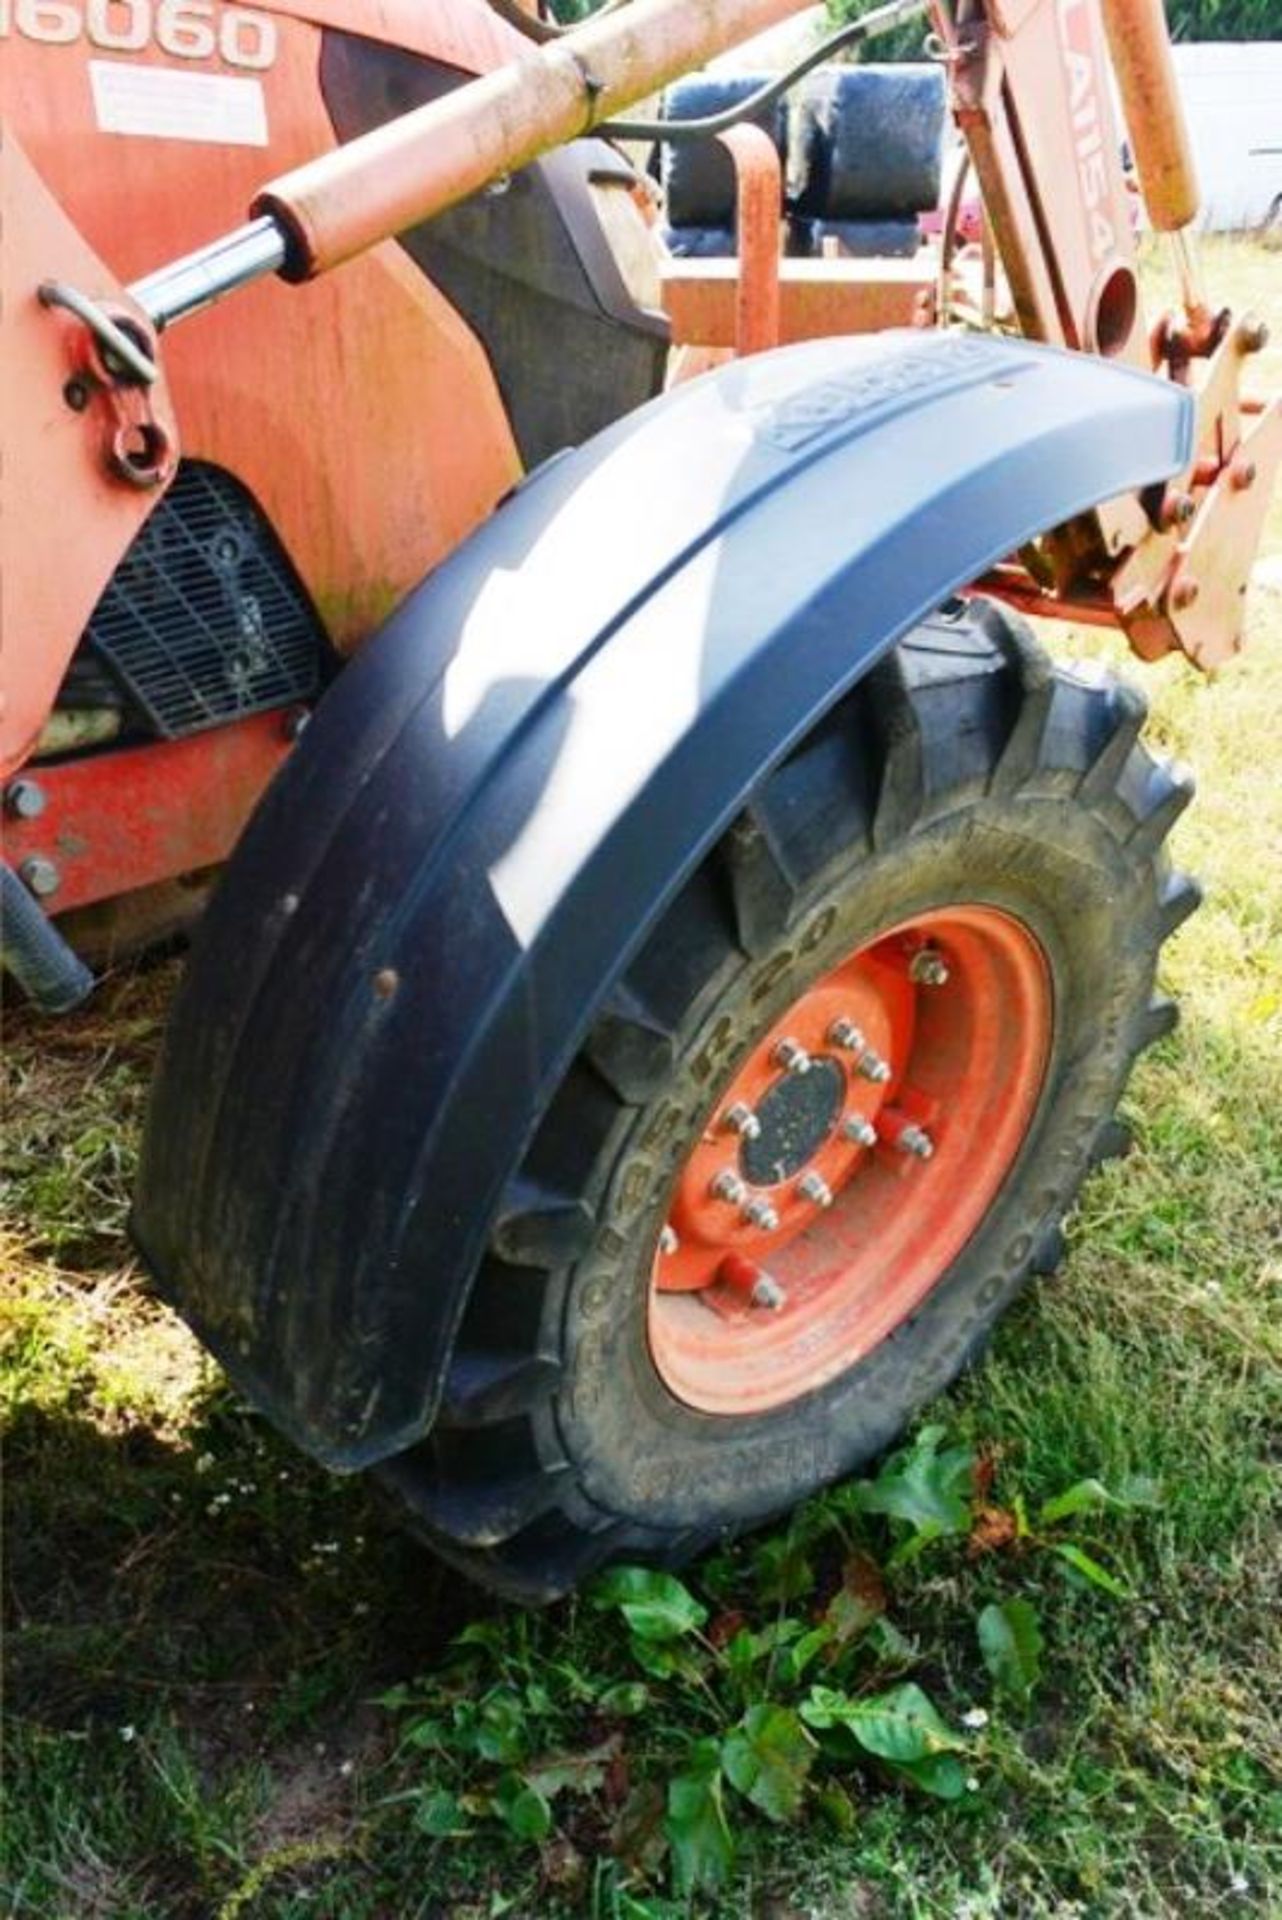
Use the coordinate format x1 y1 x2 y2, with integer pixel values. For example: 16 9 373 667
2 0 1277 1598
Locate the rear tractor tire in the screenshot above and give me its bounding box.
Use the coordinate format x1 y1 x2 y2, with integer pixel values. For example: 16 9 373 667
376 597 1198 1601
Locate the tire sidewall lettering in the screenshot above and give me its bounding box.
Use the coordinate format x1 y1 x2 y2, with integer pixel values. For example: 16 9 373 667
559 813 1157 1528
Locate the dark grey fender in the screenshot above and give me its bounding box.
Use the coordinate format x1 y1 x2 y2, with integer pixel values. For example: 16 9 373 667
133 331 1191 1467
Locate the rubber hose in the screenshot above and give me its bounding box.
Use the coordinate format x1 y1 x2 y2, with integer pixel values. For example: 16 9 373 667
1 863 94 1012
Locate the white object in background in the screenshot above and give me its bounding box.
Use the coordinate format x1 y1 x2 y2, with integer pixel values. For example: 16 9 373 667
1171 43 1282 232
709 5 827 71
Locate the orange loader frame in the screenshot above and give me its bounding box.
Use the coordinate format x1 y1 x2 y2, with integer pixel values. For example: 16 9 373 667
1 0 1278 992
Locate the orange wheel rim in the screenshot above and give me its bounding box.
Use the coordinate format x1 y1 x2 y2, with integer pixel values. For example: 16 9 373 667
647 907 1053 1415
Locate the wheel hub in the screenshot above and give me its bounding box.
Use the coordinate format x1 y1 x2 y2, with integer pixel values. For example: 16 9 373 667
647 907 1052 1416
740 1057 844 1187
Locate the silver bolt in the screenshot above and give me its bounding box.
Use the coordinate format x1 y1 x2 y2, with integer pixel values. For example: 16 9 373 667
711 1169 747 1206
828 1017 866 1052
751 1273 787 1311
20 856 60 898
722 1101 762 1142
909 949 950 988
842 1115 878 1148
773 1038 811 1075
741 1196 780 1232
897 1124 934 1160
5 778 46 820
797 1171 834 1209
830 1017 890 1081
658 1225 679 1256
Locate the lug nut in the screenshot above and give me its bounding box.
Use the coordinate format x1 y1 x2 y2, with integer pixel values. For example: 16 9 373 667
908 949 950 988
797 1171 834 1209
658 1225 679 1256
773 1038 811 1075
830 1015 890 1081
710 1169 747 1206
842 1115 878 1148
718 1253 787 1310
828 1016 865 1052
741 1196 780 1232
897 1124 934 1159
722 1101 762 1141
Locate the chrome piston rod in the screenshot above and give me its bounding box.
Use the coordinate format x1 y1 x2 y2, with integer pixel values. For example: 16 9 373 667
130 215 289 331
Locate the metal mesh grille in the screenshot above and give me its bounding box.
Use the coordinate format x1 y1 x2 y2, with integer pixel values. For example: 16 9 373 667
86 461 326 739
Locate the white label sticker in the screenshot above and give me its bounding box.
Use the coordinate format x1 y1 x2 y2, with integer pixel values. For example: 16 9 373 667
89 60 267 146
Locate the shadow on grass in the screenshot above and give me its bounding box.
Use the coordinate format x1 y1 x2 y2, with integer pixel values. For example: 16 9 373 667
4 1375 509 1917
5 1385 492 1740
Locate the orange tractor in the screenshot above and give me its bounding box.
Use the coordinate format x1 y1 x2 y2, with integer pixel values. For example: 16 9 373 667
2 0 1277 1598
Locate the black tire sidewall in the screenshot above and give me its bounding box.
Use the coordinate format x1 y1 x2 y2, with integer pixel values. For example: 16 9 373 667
548 797 1161 1531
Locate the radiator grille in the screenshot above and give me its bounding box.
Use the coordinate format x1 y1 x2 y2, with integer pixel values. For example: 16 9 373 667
86 462 326 739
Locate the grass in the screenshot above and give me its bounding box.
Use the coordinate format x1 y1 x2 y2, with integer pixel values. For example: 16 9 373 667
4 239 1281 1920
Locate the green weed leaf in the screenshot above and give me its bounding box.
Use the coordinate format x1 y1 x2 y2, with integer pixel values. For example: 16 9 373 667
526 1742 615 1801
774 1623 834 1688
753 1535 815 1604
815 1781 858 1832
801 1682 965 1764
721 1705 815 1822
402 1716 447 1751
723 1626 769 1680
665 1740 734 1893
598 1681 650 1718
492 1773 553 1842
472 1690 527 1765
1054 1542 1131 1598
627 1636 706 1683
1040 1476 1162 1525
611 1893 681 1920
591 1567 708 1642
413 1788 467 1837
866 1616 916 1664
977 1597 1043 1700
890 1752 969 1799
849 1426 975 1544
452 1621 507 1655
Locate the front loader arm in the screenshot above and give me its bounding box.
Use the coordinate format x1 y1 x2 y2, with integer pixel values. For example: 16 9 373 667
130 0 852 326
24 0 1275 685
933 0 1278 667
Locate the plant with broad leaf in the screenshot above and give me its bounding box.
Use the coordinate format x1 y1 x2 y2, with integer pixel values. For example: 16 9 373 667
378 1427 1162 1899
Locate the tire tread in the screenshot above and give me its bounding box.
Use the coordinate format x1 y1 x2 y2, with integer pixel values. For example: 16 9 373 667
376 600 1199 1600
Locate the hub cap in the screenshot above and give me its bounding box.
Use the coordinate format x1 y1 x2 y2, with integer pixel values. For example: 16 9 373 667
647 907 1052 1415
